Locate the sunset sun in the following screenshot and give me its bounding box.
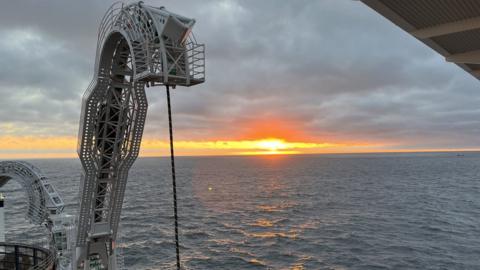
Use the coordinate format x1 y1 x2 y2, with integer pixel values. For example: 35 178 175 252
256 139 288 152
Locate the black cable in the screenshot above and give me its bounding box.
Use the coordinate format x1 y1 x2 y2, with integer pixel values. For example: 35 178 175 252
166 84 181 270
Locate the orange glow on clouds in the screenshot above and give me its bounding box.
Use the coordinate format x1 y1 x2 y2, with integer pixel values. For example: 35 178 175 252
239 119 310 142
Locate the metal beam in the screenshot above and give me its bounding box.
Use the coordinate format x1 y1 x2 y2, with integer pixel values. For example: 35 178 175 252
361 0 480 81
470 69 480 78
411 16 480 39
446 50 480 64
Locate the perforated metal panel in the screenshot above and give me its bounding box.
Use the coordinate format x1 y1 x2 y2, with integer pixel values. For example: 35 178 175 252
75 2 205 268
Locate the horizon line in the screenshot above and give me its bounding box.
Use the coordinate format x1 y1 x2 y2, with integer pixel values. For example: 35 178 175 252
1 149 478 161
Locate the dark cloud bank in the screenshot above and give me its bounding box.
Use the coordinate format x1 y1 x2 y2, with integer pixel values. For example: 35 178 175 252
1 0 480 150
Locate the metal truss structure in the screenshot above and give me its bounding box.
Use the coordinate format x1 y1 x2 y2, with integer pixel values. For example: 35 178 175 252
0 161 64 225
0 161 73 269
76 2 205 269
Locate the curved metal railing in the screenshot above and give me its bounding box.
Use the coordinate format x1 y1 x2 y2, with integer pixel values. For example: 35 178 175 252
0 242 56 270
0 161 64 225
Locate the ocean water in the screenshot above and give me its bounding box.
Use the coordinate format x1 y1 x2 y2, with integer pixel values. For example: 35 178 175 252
3 152 480 269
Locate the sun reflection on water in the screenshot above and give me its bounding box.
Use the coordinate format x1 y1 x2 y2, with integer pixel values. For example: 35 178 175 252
250 219 274 227
190 156 320 269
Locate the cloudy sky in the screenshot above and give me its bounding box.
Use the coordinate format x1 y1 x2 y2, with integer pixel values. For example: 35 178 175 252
1 0 480 158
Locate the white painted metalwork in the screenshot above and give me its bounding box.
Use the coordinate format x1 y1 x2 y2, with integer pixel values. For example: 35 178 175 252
0 161 64 225
76 2 205 269
0 161 71 269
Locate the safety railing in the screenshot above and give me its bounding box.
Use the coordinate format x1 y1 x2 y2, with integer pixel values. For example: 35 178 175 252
188 43 205 82
0 242 56 270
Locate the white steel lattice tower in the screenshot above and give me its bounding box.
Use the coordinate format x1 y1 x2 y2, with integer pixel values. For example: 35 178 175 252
75 2 205 269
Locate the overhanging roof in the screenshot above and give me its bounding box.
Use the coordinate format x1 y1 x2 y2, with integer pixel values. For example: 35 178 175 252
361 0 480 80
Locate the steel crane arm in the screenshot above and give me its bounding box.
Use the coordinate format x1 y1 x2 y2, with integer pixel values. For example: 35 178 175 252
75 2 205 269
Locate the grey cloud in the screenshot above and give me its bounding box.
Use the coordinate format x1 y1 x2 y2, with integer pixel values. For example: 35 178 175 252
0 0 480 150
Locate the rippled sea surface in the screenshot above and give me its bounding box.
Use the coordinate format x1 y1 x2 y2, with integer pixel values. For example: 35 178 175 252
4 152 480 269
